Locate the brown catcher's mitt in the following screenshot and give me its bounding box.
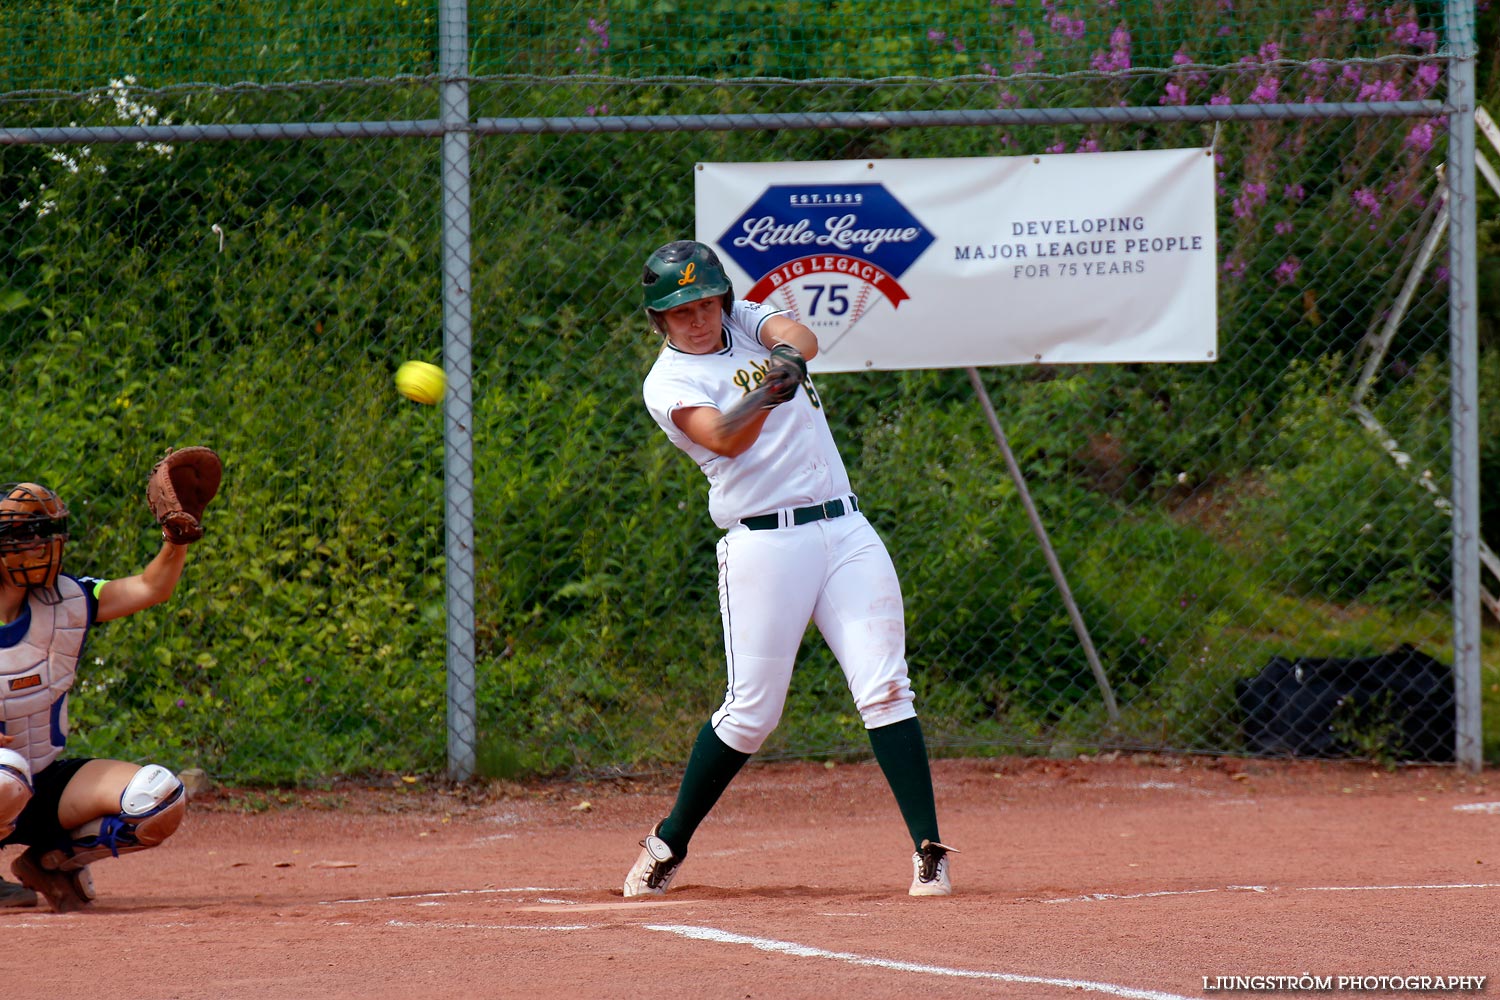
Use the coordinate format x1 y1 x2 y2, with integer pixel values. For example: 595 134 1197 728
147 446 223 545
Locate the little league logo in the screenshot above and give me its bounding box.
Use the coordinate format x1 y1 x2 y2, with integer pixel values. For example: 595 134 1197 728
715 184 935 349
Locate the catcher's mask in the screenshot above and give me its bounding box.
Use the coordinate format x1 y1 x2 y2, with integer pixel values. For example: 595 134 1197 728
0 482 70 604
641 240 733 333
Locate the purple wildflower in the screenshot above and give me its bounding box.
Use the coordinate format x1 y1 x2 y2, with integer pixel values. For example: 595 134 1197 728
1233 181 1269 219
1160 81 1189 106
1283 183 1306 201
1351 187 1381 217
1249 75 1280 103
1223 255 1247 280
1013 28 1042 73
1412 63 1441 96
1090 25 1132 72
1048 13 1087 40
1404 121 1435 153
1274 220 1295 235
1273 257 1302 286
1357 79 1401 102
576 16 610 57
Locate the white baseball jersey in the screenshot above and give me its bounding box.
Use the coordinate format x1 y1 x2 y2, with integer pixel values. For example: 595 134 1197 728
641 299 917 755
0 574 94 773
643 299 853 530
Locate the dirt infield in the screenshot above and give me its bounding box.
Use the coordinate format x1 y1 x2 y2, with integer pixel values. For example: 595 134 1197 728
2 754 1495 1000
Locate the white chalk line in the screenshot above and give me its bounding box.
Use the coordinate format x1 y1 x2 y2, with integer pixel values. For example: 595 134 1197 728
1042 882 1500 904
1043 887 1261 904
322 886 570 904
1299 882 1500 892
387 918 592 932
645 923 1195 1000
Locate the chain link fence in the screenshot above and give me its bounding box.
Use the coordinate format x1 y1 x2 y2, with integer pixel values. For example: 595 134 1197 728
2 1 1490 782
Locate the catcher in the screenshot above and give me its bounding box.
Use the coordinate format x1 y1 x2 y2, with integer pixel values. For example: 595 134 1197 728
0 447 221 912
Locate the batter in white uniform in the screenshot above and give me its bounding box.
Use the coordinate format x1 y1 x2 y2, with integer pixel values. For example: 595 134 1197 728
623 240 955 898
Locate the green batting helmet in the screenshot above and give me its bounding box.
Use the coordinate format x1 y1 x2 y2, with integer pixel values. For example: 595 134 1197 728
641 240 733 329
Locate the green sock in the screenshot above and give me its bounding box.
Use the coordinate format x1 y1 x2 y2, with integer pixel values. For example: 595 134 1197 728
868 716 941 850
657 722 752 859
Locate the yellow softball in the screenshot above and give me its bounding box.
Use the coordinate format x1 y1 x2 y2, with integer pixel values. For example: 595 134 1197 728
395 360 445 405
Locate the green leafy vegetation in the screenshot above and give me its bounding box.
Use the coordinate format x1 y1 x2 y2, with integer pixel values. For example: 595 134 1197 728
2 1 1495 781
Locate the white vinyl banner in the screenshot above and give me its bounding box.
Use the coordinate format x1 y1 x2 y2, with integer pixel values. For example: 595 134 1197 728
695 148 1218 373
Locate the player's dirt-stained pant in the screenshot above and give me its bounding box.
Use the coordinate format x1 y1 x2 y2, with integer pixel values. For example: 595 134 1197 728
710 511 917 754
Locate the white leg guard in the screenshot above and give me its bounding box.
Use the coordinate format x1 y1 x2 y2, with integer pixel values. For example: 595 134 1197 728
45 764 186 872
0 749 33 841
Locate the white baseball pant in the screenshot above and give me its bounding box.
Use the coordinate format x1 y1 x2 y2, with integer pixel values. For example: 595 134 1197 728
709 511 918 754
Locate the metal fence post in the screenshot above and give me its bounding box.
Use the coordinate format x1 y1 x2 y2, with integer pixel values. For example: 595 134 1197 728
440 0 477 781
1445 0 1483 772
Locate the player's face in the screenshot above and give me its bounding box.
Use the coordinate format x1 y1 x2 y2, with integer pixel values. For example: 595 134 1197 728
660 297 725 354
0 537 63 592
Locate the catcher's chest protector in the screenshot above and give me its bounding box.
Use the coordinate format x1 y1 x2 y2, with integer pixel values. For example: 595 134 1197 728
0 576 86 773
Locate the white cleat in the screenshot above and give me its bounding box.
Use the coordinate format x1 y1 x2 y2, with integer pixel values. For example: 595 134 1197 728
909 839 957 897
623 824 682 898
